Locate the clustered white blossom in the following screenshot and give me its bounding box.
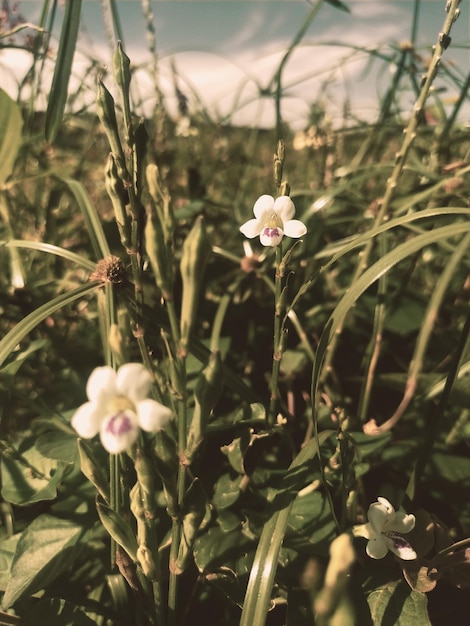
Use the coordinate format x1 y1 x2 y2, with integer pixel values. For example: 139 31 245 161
71 363 172 454
353 497 416 560
240 194 307 247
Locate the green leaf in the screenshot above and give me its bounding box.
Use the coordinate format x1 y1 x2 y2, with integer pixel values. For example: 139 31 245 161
1 440 66 505
367 580 430 626
35 430 79 464
286 489 336 554
45 0 83 142
2 514 84 609
96 498 138 562
213 472 244 509
194 525 254 573
0 89 23 185
22 598 96 626
0 533 20 592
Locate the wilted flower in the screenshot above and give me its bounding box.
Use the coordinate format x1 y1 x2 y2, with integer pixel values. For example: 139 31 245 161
353 497 416 560
240 194 307 247
71 363 172 454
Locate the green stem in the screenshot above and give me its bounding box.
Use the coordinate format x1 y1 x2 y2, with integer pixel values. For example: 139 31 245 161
268 245 284 427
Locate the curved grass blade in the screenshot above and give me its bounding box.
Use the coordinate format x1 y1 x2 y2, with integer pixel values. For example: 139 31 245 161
310 221 470 411
291 207 470 310
240 430 334 626
0 282 99 369
62 178 111 260
45 0 83 143
0 89 23 185
2 240 96 272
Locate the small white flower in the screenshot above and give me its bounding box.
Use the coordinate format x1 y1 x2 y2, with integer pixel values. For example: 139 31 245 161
71 363 172 454
353 497 416 560
240 194 307 247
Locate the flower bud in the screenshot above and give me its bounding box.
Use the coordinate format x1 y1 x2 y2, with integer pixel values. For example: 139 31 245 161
179 216 211 353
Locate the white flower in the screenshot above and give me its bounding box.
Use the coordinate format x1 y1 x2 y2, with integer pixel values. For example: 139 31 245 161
353 497 416 560
71 363 172 454
240 194 307 247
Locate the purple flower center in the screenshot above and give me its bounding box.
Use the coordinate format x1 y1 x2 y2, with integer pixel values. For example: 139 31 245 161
106 412 133 436
386 531 410 550
262 227 281 239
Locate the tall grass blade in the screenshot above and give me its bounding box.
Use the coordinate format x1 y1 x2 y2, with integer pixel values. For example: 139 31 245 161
240 430 335 626
45 0 83 143
62 178 111 260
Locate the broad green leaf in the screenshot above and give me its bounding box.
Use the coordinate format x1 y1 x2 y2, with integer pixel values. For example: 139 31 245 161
45 0 83 142
367 580 430 626
1 439 66 506
0 89 23 185
194 525 254 573
35 430 79 464
213 472 244 509
2 514 84 609
0 533 20 592
286 489 336 554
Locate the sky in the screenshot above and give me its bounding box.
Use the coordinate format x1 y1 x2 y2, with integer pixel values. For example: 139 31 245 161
1 1 469 128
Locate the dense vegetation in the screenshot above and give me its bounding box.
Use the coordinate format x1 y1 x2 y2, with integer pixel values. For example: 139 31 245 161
1 1 470 624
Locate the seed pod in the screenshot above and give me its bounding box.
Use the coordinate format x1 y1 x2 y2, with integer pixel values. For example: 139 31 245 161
144 201 172 299
184 350 223 463
105 154 131 249
77 439 110 502
154 430 179 517
179 216 210 353
113 41 131 97
96 81 127 179
174 479 207 574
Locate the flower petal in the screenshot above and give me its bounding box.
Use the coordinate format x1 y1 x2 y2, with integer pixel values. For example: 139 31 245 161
366 535 389 559
137 399 173 432
260 226 283 247
71 401 103 439
86 366 116 403
386 534 417 560
240 218 263 238
283 219 307 239
368 498 394 532
387 511 416 534
116 363 152 404
273 195 295 222
253 194 274 219
100 410 139 454
352 522 373 540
